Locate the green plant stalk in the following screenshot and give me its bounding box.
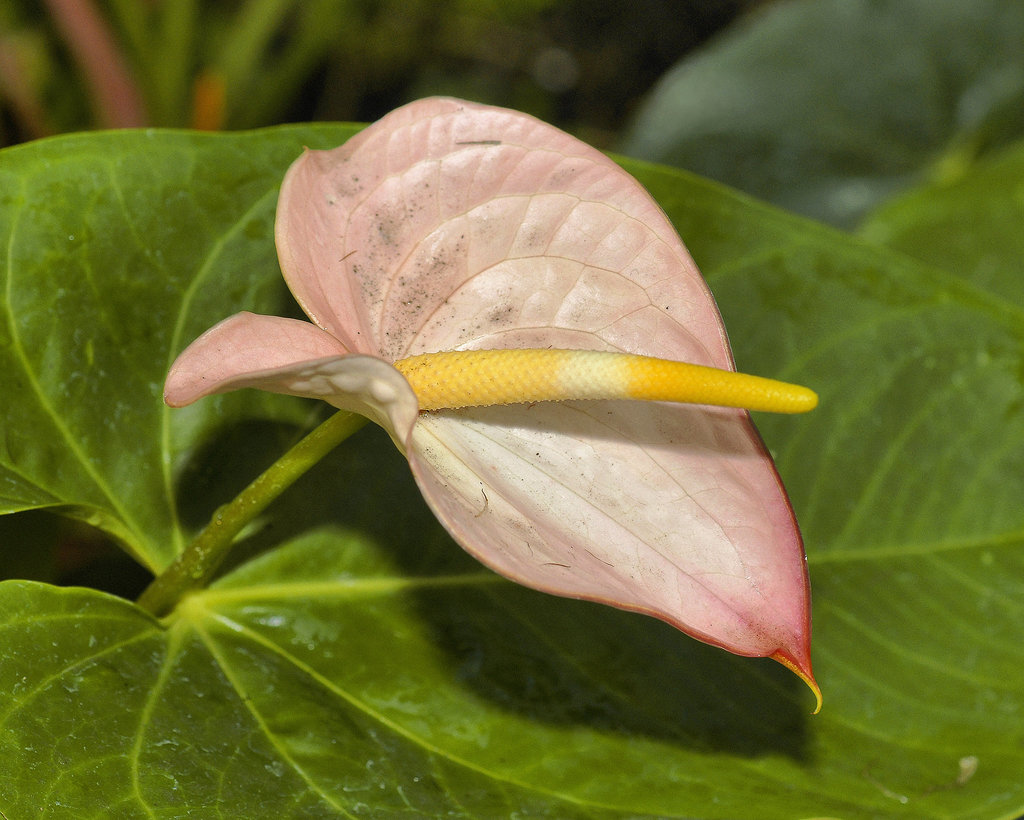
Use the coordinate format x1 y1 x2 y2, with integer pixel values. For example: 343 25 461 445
137 410 368 617
106 0 148 58
240 0 345 128
106 0 196 125
216 0 295 123
153 0 199 125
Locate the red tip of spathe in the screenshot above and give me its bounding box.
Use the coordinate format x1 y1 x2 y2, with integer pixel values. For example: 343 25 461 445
772 649 822 714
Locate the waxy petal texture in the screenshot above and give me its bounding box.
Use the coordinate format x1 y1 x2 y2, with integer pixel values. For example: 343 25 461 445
171 97 814 689
409 403 806 661
275 100 727 365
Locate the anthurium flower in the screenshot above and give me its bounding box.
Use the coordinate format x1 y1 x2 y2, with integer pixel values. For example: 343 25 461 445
165 98 820 708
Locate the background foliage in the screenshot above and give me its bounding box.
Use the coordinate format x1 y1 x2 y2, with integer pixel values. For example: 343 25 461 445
621 0 1024 227
1 1 1022 817
0 0 749 146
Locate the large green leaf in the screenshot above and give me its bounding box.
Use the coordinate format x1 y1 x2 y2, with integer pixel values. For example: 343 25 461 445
0 431 819 819
620 0 1024 228
1 127 1022 817
0 125 359 571
859 141 1024 303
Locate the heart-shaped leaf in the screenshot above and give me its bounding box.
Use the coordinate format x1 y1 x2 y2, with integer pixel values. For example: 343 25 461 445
1 125 1022 817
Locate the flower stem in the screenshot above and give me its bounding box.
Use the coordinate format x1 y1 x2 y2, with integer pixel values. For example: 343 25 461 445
137 410 368 617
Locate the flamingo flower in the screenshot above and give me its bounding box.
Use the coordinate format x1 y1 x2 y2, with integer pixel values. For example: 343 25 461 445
165 98 821 709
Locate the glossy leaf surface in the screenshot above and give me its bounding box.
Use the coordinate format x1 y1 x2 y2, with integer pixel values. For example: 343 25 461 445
0 125 362 570
1 126 1022 817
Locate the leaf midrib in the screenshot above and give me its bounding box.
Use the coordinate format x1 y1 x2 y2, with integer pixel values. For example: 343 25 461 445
808 527 1024 564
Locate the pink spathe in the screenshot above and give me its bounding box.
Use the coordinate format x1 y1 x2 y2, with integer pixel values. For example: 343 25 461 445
165 97 817 704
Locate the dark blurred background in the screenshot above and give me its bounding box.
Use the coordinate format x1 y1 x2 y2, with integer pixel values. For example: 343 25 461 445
0 0 769 148
9 1 1023 227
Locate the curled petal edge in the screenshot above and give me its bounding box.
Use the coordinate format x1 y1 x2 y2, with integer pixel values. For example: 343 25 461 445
164 313 419 450
165 312 350 406
773 650 822 714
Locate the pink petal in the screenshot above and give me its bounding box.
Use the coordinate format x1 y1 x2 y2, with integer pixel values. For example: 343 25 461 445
276 97 727 365
165 313 347 405
277 98 815 686
409 404 811 668
165 312 418 445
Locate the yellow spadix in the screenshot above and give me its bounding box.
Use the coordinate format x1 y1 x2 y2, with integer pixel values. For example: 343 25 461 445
394 349 817 414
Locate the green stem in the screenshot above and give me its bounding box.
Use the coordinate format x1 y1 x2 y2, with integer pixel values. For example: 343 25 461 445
137 410 368 617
